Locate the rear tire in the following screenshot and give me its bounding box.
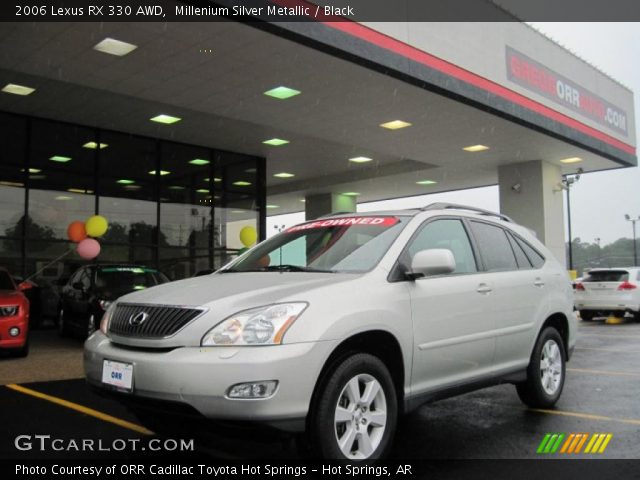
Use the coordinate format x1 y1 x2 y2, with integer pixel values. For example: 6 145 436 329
516 327 566 409
309 353 397 461
579 310 594 321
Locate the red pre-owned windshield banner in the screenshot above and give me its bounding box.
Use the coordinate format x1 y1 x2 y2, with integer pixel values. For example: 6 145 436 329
285 216 399 233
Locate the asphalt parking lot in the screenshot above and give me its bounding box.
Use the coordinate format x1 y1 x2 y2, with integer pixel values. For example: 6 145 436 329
1 320 639 461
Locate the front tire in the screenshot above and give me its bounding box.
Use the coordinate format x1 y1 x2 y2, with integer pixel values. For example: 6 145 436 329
309 353 397 461
516 327 566 408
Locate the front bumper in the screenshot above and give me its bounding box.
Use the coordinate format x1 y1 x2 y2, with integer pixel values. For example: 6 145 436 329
84 332 336 428
575 299 640 313
0 316 28 348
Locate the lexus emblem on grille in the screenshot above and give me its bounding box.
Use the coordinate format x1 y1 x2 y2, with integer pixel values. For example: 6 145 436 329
129 311 149 326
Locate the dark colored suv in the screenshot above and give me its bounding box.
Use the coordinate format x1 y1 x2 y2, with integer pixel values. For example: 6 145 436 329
58 264 169 338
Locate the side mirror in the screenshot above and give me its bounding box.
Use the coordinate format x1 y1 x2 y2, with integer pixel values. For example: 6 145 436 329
409 249 456 279
17 281 31 291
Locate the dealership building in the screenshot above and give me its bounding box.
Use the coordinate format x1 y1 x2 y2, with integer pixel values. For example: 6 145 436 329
0 18 636 294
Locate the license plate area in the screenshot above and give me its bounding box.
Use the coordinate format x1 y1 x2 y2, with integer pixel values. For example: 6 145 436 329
101 359 133 392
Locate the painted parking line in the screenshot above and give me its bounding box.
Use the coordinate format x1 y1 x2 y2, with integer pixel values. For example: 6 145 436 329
5 383 153 436
528 408 640 427
575 347 640 354
567 368 640 378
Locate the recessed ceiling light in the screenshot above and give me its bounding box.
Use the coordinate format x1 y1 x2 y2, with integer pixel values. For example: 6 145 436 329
117 179 135 185
148 170 171 176
93 37 138 57
196 188 210 193
2 83 35 96
416 180 437 185
560 157 583 164
245 168 257 173
263 138 289 146
21 168 41 174
83 141 108 150
214 177 222 182
266 205 280 209
348 156 373 164
380 120 412 130
49 155 72 163
342 192 360 196
68 188 93 194
150 114 181 125
463 144 489 152
55 195 73 201
273 172 295 178
264 86 301 100
233 181 252 186
189 158 209 165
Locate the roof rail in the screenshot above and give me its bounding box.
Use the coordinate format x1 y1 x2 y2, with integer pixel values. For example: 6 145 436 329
421 203 513 223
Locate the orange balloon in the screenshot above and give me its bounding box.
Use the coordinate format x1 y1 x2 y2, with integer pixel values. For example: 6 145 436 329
67 221 87 243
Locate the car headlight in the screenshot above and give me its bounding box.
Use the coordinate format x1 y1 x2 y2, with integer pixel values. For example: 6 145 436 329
0 306 18 317
100 303 116 335
201 303 308 346
99 300 112 311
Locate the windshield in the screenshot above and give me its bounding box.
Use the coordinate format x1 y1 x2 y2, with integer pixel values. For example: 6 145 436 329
583 270 629 282
94 267 169 299
222 216 408 273
0 271 15 290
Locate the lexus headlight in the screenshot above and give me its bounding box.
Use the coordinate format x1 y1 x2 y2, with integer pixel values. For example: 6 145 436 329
201 303 308 346
0 305 18 317
99 303 116 335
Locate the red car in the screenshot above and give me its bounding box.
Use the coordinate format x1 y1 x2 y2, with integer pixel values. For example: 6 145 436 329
0 268 29 357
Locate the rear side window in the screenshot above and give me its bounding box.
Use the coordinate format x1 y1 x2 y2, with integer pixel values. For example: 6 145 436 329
470 221 518 272
513 236 546 268
406 219 477 274
583 270 629 282
506 232 532 269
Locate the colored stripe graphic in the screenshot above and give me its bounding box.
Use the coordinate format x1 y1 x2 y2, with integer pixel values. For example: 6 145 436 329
538 433 613 454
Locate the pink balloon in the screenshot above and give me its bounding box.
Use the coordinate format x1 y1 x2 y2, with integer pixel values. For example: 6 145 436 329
76 238 101 260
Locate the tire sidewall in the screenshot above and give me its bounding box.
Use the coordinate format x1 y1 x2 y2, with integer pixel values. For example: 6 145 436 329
528 327 566 405
311 353 397 461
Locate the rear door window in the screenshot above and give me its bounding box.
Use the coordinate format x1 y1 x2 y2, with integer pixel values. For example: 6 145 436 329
470 221 518 272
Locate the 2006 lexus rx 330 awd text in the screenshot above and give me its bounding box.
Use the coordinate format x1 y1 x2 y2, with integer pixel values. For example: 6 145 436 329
84 203 576 460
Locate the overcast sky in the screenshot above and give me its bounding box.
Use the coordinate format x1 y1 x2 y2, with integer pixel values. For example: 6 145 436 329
268 23 640 245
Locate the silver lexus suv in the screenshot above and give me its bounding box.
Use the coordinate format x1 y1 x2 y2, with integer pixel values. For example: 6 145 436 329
84 203 576 460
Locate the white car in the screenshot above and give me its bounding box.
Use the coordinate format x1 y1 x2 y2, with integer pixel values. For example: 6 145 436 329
84 203 576 460
575 267 640 321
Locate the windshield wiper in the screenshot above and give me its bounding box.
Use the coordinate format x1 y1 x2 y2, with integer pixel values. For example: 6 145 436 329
219 265 335 273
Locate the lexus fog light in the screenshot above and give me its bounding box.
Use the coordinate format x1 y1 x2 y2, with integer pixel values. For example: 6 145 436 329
227 381 278 399
9 327 20 337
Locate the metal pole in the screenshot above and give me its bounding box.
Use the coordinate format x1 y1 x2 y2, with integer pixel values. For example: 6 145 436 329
566 186 573 270
633 220 637 266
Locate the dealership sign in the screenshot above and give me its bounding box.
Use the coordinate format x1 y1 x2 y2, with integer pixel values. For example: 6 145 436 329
506 47 628 136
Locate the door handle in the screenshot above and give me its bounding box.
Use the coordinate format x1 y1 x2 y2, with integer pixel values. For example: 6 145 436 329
534 278 545 288
477 284 492 294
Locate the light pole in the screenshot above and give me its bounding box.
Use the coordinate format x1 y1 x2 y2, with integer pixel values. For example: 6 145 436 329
624 214 639 266
562 168 583 270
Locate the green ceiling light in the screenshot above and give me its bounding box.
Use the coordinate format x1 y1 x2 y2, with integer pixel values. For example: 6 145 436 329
117 179 135 185
93 37 138 56
189 158 210 165
273 172 295 178
150 114 182 125
196 188 210 193
233 181 252 186
21 168 41 174
83 141 108 149
416 180 437 185
264 86 301 100
348 156 373 164
263 138 289 146
342 192 360 196
49 155 72 163
148 170 171 176
2 83 36 96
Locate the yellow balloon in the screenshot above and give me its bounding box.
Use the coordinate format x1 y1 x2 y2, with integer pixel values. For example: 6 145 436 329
239 226 257 247
85 215 109 238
